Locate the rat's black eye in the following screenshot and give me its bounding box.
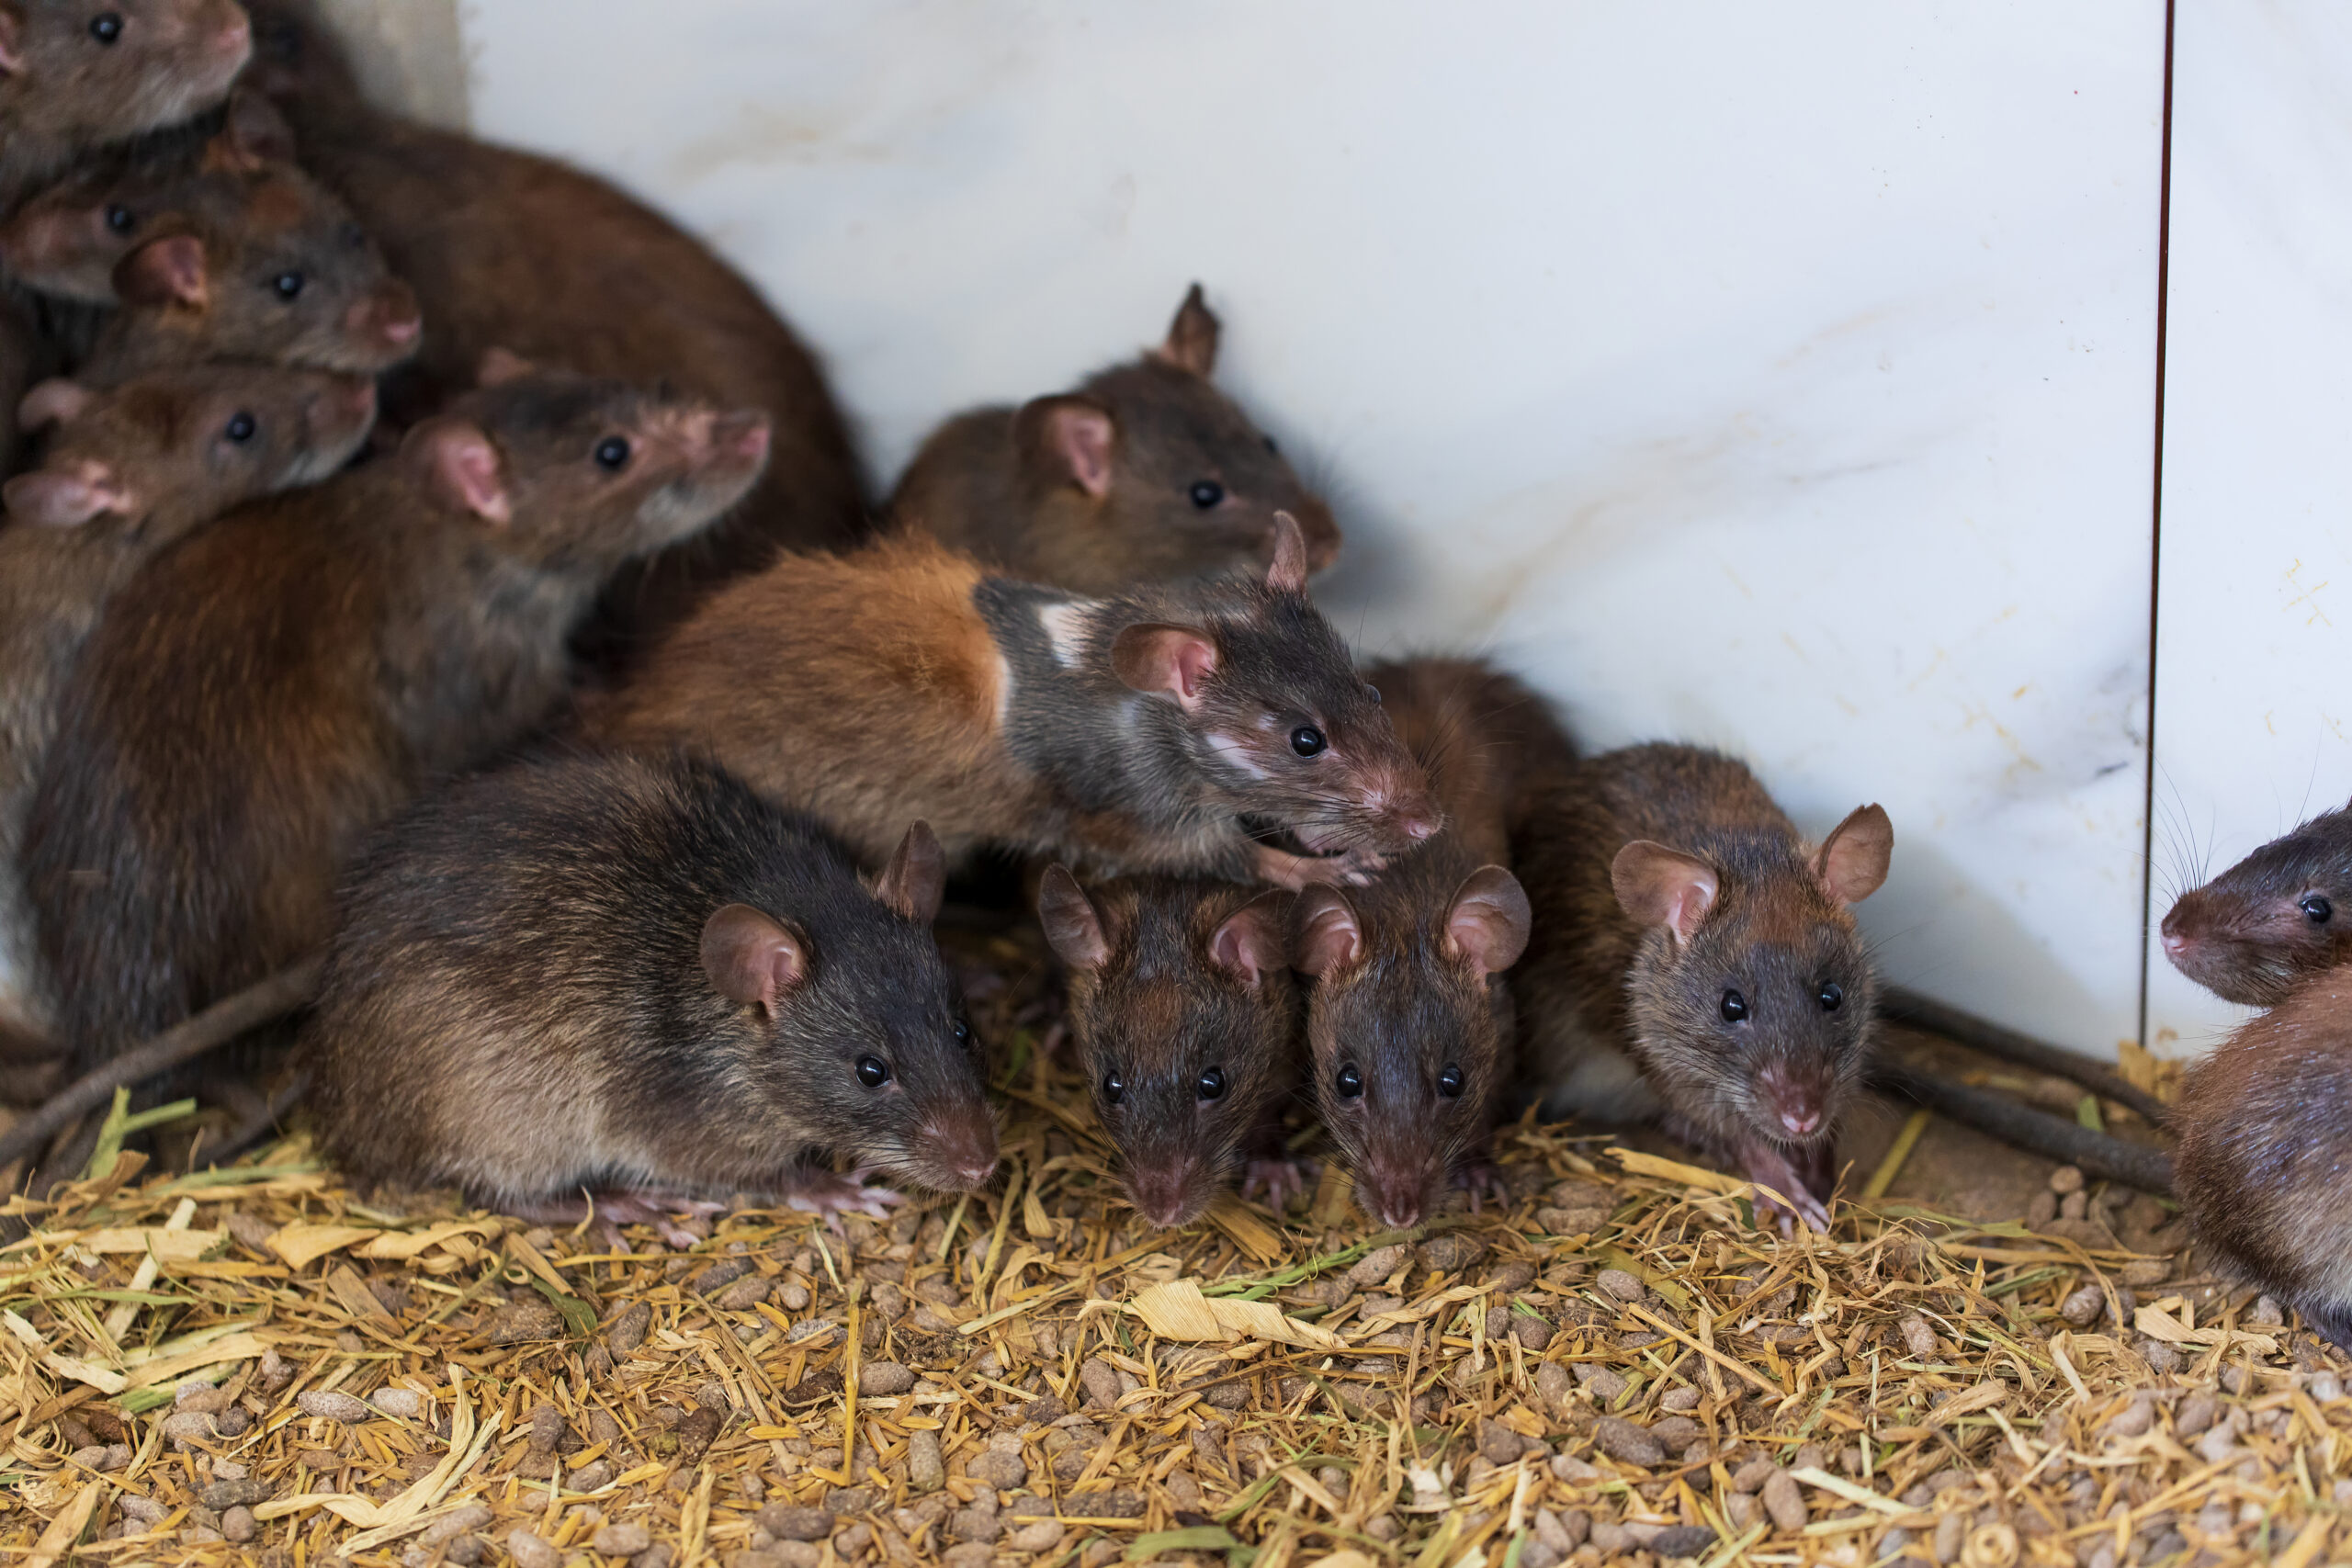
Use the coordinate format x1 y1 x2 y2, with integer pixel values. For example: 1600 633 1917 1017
1195 1066 1226 1101
1364 685 1380 705
272 270 304 300
1817 982 1843 1013
1438 1064 1464 1099
104 205 136 234
855 1055 889 1088
1289 725 1327 758
594 436 631 470
1334 1062 1363 1099
223 412 256 444
89 12 123 43
1188 479 1224 509
953 1019 972 1046
1102 1070 1125 1105
1262 434 1279 455
1721 989 1748 1022
2304 895 2334 925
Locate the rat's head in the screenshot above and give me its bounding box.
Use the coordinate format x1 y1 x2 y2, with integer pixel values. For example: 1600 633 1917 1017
1039 868 1295 1229
1295 864 1529 1228
85 93 420 372
5 361 372 536
1012 284 1340 592
398 355 770 568
0 0 250 152
2162 804 2352 1006
699 822 998 1193
1110 513 1439 858
1613 804 1892 1168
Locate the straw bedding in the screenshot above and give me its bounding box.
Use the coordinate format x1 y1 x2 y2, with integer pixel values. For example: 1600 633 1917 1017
0 930 2337 1568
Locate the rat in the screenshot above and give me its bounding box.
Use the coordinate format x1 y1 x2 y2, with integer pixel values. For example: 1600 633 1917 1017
591 512 1440 890
0 361 375 1043
24 361 771 1078
0 0 250 219
2170 963 2352 1351
892 285 1340 595
2159 801 2352 1007
1292 657 1571 1228
11 93 423 384
251 74 865 658
1511 744 1892 1231
1036 867 1296 1228
307 750 998 1231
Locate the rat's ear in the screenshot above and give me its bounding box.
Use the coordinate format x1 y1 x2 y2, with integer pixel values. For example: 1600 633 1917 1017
1815 804 1892 906
1111 622 1217 710
4 463 130 528
112 233 209 310
1210 888 1291 988
1611 841 1718 946
1036 865 1110 971
1293 886 1363 977
1266 511 1310 594
1155 282 1220 378
1013 394 1114 499
477 346 536 387
401 418 510 524
700 903 808 1015
1444 865 1532 974
205 88 298 172
17 378 94 429
874 820 946 924
0 10 20 74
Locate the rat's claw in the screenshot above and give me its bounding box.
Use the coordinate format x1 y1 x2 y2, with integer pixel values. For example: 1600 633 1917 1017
1452 1160 1508 1213
1242 1156 1314 1212
653 1217 701 1249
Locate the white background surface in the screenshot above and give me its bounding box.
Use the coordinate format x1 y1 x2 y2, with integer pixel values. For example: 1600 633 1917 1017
453 2 2177 1054
2143 1 2352 1055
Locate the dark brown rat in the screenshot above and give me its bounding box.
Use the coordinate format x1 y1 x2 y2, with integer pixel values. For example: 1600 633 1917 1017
2160 801 2352 1007
1292 657 1569 1229
893 285 1340 594
260 83 865 658
0 359 373 1043
2171 963 2352 1350
25 364 771 1077
39 98 422 383
1037 868 1296 1228
594 513 1438 888
0 0 250 218
308 751 998 1227
1512 745 1892 1230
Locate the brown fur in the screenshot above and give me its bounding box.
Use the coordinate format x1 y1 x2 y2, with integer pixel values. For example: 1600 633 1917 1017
279 97 865 658
2173 964 2352 1349
894 285 1340 593
1295 657 1569 1226
24 370 768 1075
1511 744 1890 1228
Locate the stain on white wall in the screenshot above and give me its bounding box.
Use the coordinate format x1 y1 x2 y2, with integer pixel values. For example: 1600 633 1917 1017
456 1 2166 1053
2143 0 2352 1057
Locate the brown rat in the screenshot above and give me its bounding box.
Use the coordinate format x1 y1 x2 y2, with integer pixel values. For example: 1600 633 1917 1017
893 285 1340 594
0 0 250 218
262 83 865 658
308 751 997 1229
25 364 770 1077
0 360 374 1041
1512 745 1892 1230
1292 657 1569 1228
1036 868 1296 1227
2160 801 2352 1007
592 513 1439 889
2170 963 2352 1350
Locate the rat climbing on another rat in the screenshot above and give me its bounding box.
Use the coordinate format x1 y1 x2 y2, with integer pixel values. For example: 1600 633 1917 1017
1513 744 1892 1232
308 752 998 1235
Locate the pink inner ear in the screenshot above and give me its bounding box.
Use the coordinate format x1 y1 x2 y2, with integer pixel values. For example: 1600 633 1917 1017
1112 624 1220 707
1295 890 1363 977
1265 512 1309 593
0 13 20 74
477 346 536 387
875 820 946 924
1444 867 1532 974
5 472 109 528
1036 866 1110 970
1816 804 1894 906
17 379 93 430
1209 897 1286 986
418 425 509 523
118 235 208 309
1046 403 1114 498
1611 841 1719 945
700 904 807 1013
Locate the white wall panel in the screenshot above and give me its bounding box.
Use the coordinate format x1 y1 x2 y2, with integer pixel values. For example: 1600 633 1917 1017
458 2 2165 1051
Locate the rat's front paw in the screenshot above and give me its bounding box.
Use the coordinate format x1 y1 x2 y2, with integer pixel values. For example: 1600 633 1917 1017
1241 1156 1315 1213
781 1168 901 1223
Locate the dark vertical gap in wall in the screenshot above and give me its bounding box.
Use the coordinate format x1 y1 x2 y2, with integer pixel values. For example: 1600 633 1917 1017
2137 0 2178 1049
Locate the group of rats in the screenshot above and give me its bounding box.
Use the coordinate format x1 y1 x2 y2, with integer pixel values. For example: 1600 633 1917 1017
22 0 2211 1267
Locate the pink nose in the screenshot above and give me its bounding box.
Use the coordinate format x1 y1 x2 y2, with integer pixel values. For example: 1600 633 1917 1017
956 1159 995 1185
1781 1107 1822 1138
1400 817 1439 842
2161 931 2188 958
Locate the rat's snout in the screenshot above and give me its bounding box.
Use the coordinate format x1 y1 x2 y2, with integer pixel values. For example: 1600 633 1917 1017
1126 1155 1209 1231
706 410 773 468
1360 1166 1427 1230
347 280 423 356
924 1111 1000 1190
1758 1066 1831 1144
